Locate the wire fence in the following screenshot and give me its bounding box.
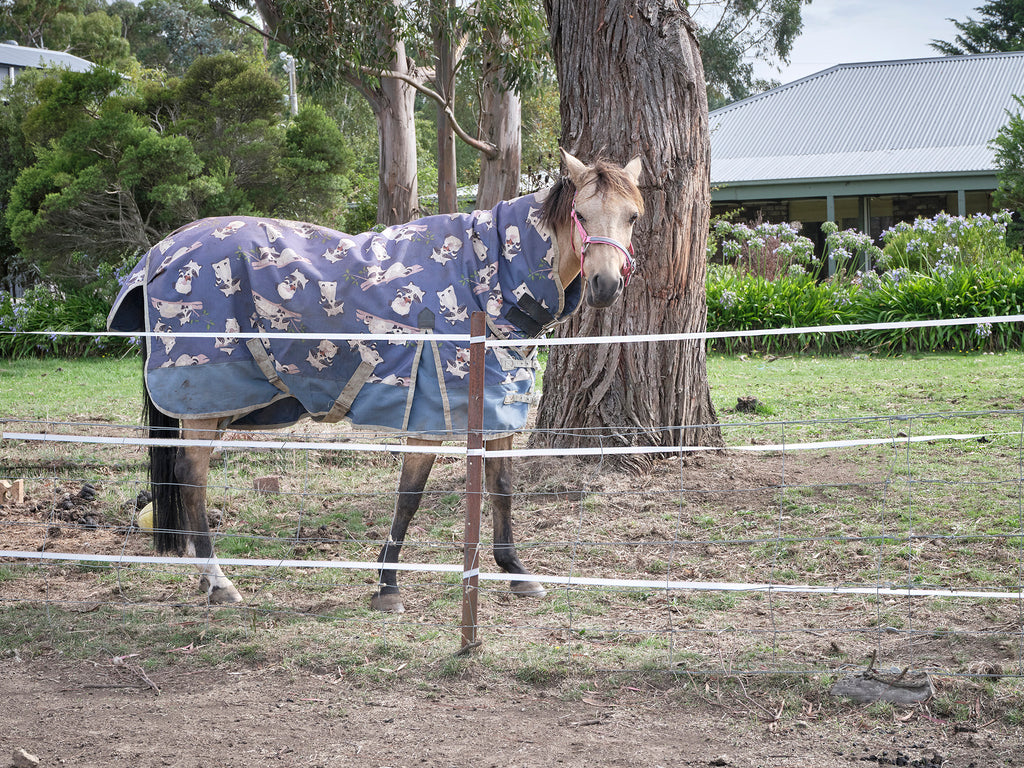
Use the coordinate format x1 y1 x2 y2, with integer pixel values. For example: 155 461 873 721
2 317 1024 680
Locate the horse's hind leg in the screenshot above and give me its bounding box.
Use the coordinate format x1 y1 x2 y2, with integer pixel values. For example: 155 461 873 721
179 419 242 604
486 436 546 598
370 438 439 614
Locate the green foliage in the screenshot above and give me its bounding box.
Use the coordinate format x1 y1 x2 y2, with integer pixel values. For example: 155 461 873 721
991 95 1024 246
0 69 49 292
278 103 355 220
455 0 550 97
171 53 288 213
707 266 851 354
0 280 135 358
56 7 133 69
691 0 811 109
708 213 1024 355
110 0 261 74
521 76 560 181
6 66 219 284
0 0 133 70
5 54 354 290
930 0 1024 55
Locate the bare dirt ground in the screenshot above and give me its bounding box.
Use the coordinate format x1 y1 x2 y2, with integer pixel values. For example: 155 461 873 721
2 655 1021 768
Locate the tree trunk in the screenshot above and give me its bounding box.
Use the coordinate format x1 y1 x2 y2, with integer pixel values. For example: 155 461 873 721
535 0 721 457
434 7 458 214
252 0 421 226
476 58 522 209
375 44 420 225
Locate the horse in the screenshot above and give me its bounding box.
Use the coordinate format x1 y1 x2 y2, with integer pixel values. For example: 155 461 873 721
107 149 644 612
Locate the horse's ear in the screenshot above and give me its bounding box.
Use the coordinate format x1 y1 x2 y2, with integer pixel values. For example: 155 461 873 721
560 148 588 186
623 156 642 186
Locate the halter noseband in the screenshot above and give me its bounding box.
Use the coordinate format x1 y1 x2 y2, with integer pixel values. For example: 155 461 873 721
570 199 636 286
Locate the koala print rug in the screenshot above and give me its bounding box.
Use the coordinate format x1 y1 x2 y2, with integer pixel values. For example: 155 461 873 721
107 191 582 438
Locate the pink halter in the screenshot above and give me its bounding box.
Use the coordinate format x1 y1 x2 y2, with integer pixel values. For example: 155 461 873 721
570 200 636 286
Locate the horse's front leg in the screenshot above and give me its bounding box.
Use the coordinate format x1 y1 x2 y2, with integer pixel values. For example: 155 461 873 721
179 419 242 604
370 438 439 613
486 436 546 599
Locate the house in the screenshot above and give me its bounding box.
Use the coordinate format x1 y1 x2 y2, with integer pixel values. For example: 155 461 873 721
709 52 1024 250
0 40 94 86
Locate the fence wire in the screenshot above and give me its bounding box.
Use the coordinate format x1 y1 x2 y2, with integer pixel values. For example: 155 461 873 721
3 406 1023 679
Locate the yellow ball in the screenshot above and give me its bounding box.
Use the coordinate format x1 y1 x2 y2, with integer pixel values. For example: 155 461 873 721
138 503 154 532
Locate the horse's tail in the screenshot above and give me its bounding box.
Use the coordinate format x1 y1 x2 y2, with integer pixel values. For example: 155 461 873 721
143 342 188 555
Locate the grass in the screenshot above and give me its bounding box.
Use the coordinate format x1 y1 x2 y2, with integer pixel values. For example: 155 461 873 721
5 350 1024 436
0 355 141 424
709 350 1024 445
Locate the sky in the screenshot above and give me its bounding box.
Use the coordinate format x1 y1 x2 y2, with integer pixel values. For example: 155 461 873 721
752 0 987 85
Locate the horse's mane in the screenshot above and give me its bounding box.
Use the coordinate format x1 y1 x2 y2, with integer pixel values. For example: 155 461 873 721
540 157 645 231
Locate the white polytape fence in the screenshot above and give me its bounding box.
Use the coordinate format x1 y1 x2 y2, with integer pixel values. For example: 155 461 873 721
4 310 1024 609
2 550 1022 601
7 311 1022 347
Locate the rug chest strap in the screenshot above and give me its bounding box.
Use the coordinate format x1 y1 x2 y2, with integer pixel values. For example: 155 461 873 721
505 294 555 338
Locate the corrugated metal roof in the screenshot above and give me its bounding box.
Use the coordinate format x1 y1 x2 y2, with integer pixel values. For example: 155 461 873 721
0 42 94 76
709 52 1024 186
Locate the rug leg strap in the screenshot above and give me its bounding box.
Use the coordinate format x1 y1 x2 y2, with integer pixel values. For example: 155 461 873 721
245 338 289 393
322 360 376 423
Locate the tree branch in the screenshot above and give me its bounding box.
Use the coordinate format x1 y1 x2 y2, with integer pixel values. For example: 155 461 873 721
208 2 279 44
362 65 498 157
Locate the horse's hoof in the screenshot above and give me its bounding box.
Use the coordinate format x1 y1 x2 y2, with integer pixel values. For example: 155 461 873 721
370 591 405 613
208 584 244 604
200 576 243 604
511 580 547 599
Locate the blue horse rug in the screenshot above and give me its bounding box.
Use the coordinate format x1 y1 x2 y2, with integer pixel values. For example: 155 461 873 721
107 192 582 438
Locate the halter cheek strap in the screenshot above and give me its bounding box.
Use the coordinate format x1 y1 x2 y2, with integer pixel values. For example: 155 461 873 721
570 201 636 286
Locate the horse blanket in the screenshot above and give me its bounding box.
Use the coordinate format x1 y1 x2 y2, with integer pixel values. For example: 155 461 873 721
107 191 582 438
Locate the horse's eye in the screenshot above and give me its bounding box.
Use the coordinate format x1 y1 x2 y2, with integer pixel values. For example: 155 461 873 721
629 212 639 225
577 214 587 224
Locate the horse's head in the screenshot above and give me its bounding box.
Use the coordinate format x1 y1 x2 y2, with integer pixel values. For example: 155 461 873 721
548 148 644 308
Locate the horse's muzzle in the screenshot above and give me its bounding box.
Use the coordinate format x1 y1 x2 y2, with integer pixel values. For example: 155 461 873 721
586 272 625 308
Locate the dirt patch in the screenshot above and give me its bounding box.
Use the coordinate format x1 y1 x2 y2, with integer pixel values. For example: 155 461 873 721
2 657 1021 768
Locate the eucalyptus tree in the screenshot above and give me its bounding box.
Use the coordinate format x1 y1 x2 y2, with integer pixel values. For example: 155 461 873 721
688 0 810 109
240 0 427 223
467 0 548 207
537 0 722 456
224 0 546 222
110 0 261 74
1 0 87 49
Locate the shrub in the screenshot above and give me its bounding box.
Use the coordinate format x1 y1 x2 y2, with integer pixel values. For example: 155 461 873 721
821 221 883 278
708 219 816 279
880 211 1014 273
707 265 855 354
708 261 1024 355
708 210 1024 355
0 283 136 358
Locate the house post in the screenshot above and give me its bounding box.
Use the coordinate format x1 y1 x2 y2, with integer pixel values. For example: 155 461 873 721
860 196 872 271
826 194 836 277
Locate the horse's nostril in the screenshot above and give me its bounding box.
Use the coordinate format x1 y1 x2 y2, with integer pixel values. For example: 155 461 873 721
588 273 624 307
